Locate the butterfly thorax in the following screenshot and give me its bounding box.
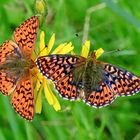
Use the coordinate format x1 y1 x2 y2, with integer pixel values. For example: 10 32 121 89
72 55 104 97
82 56 104 95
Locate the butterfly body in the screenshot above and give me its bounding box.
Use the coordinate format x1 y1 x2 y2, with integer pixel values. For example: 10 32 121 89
0 46 32 68
0 16 39 120
81 56 104 94
36 52 140 108
0 48 35 84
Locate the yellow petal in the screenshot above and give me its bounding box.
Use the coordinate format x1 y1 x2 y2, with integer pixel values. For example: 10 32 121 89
34 72 43 113
35 84 43 113
59 42 74 54
44 80 54 105
39 31 48 56
81 40 90 58
52 43 67 54
94 48 104 59
35 80 41 93
50 93 61 111
39 31 45 50
47 34 55 54
35 72 43 92
44 80 61 111
70 50 75 55
52 42 74 54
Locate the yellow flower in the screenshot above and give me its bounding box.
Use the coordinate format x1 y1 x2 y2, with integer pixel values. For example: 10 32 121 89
35 31 74 113
81 40 90 58
35 0 48 26
81 40 104 59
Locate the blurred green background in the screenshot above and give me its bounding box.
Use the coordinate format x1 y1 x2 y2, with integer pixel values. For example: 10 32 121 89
0 0 140 140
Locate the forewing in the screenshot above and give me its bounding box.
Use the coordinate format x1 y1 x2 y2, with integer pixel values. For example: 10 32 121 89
11 73 34 120
84 63 140 108
36 54 85 100
14 16 39 57
0 40 21 64
104 64 140 96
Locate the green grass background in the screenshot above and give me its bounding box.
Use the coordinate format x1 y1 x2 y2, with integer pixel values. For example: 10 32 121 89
0 0 140 140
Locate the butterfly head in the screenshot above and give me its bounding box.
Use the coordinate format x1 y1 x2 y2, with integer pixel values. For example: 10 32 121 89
90 52 96 59
87 52 99 64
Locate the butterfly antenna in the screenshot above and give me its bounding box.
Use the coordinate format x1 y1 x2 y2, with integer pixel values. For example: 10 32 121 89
104 48 121 55
33 50 38 57
33 45 48 60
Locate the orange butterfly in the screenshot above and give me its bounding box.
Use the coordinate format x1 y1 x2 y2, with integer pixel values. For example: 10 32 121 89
0 16 39 120
36 53 140 108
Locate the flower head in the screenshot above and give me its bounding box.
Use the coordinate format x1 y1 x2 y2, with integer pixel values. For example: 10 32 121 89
35 0 47 16
35 31 74 113
34 32 104 114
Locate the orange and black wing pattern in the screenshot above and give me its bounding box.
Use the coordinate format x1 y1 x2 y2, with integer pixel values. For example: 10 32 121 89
36 54 85 100
0 40 21 95
84 63 140 108
0 16 39 120
0 71 18 96
36 53 140 108
14 16 39 57
11 73 34 120
0 40 21 64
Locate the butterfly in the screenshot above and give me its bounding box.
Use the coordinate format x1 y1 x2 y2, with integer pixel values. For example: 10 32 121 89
36 52 140 108
0 16 39 120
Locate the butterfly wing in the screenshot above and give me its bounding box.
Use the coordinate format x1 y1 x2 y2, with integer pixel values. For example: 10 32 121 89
84 63 140 108
104 64 140 96
0 40 21 95
0 40 21 64
13 16 39 57
37 54 140 108
36 55 86 100
0 71 19 96
11 72 34 120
